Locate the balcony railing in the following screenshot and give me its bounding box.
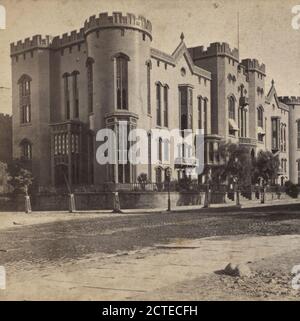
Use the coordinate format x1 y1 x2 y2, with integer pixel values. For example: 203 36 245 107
239 137 257 146
174 157 197 168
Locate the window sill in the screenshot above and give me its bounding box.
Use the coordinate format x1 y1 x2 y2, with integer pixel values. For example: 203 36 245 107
20 123 32 127
147 114 152 118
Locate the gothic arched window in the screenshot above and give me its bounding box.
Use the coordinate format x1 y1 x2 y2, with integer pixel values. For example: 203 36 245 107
163 85 169 127
114 53 129 110
257 106 264 128
20 139 32 160
86 58 94 113
228 96 235 120
18 74 32 124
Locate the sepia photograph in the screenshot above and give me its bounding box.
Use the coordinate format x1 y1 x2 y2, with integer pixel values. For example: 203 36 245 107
1 0 300 306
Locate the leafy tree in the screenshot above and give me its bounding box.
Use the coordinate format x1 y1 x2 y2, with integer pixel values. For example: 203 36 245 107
212 142 253 187
7 159 34 195
252 150 279 186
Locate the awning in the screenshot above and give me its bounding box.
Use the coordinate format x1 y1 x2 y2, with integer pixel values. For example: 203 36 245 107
257 127 265 135
228 119 239 131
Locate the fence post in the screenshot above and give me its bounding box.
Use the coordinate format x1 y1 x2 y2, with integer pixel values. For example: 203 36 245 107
112 191 123 213
204 183 210 208
69 193 76 213
235 184 241 207
261 186 265 204
25 195 32 213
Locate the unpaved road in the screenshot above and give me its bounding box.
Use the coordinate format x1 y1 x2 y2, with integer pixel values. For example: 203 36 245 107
1 204 300 300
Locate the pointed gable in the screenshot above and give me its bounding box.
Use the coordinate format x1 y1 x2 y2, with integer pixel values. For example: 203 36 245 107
150 36 211 80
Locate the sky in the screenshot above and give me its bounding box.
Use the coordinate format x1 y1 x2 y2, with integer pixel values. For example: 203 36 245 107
1 0 300 115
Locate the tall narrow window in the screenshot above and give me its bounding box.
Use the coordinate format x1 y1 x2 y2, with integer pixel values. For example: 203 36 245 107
203 98 208 134
272 118 279 150
163 85 168 127
179 86 193 131
63 73 70 120
116 54 129 110
257 106 263 128
297 120 300 149
20 139 32 160
146 61 151 115
283 125 286 152
188 88 193 129
72 71 79 118
198 97 202 130
228 96 235 120
86 58 94 113
158 138 163 162
156 83 161 126
18 75 32 124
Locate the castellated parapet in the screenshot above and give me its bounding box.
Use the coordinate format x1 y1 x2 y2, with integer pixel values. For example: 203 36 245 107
278 96 300 105
0 113 12 122
241 58 266 75
10 12 152 56
84 12 152 39
51 28 85 49
10 35 53 56
188 42 239 61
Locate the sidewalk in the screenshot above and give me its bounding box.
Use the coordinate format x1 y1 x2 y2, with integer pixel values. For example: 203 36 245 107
1 198 300 231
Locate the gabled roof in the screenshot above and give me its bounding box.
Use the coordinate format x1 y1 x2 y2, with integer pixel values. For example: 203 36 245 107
265 81 289 112
150 36 211 80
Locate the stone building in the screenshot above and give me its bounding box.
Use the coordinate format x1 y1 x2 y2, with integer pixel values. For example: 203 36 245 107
278 96 300 184
9 11 299 189
0 113 12 165
0 113 12 193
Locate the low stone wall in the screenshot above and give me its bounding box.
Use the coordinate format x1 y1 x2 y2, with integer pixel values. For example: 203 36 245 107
0 191 297 212
31 191 204 211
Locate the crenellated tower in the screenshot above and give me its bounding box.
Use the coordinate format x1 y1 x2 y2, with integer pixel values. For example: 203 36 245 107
240 58 266 142
278 96 300 184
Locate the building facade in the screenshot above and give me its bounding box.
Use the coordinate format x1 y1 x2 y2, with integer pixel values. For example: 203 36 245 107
0 113 12 165
9 11 299 189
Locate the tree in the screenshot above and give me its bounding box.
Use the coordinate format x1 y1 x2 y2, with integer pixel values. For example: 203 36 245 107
7 159 34 195
252 150 279 204
252 150 280 186
212 142 253 187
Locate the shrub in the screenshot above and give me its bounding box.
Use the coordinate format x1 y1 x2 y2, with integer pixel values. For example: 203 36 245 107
285 181 299 198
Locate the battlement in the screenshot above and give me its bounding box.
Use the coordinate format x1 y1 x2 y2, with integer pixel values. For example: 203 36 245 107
51 28 85 49
84 12 152 39
10 11 152 56
241 59 266 75
278 96 300 105
10 35 53 56
188 42 239 61
0 113 12 122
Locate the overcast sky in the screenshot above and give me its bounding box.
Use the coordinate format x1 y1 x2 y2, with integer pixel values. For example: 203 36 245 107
1 0 300 115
